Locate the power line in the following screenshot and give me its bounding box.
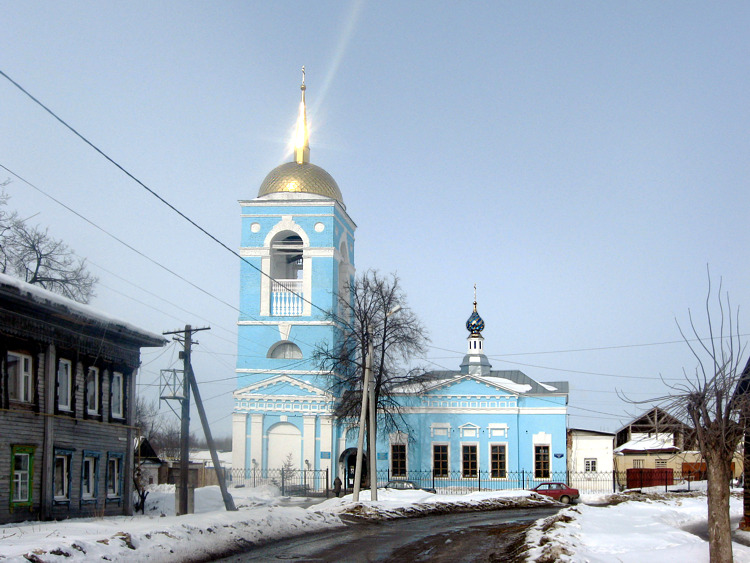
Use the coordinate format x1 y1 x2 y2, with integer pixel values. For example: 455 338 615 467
0 70 352 330
0 162 338 357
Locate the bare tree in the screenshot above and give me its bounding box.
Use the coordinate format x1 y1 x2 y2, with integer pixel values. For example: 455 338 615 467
314 270 430 452
134 396 166 441
643 273 749 563
0 187 97 303
4 222 97 303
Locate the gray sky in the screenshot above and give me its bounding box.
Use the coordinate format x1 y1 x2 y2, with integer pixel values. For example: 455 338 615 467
2 1 749 437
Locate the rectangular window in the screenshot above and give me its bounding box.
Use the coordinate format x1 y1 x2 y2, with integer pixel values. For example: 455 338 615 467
8 352 33 403
111 372 123 418
107 454 123 498
534 445 550 479
491 444 507 478
633 459 644 469
391 444 406 477
57 359 72 411
81 453 100 499
584 458 597 472
54 450 72 501
11 445 35 505
86 367 99 415
462 444 477 478
655 459 668 469
433 444 448 477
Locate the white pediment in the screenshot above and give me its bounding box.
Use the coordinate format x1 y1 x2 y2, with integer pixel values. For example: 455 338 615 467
424 374 522 398
234 375 332 400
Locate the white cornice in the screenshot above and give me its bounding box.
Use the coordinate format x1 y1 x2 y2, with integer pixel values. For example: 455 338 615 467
395 406 567 415
238 198 357 231
236 369 330 375
237 320 335 327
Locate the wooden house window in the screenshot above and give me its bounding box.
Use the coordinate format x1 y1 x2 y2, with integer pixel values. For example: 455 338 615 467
7 352 33 403
11 445 35 505
111 372 123 419
57 359 72 411
86 367 99 415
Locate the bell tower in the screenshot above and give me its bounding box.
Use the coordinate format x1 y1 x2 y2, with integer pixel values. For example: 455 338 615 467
232 70 356 475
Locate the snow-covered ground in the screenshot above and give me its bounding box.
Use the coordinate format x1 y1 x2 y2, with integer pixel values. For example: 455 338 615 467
2 482 750 562
527 484 750 562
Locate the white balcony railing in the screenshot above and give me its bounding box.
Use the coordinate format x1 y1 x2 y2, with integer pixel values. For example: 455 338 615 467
271 279 303 316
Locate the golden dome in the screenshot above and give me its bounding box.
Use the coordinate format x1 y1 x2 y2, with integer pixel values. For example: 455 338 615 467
257 161 343 204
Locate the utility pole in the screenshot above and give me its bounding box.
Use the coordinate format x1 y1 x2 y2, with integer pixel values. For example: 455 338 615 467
352 330 370 502
163 325 220 515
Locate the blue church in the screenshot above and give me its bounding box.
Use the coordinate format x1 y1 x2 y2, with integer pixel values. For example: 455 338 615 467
232 75 569 488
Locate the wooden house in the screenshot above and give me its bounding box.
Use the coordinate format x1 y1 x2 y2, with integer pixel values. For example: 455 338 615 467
0 274 165 522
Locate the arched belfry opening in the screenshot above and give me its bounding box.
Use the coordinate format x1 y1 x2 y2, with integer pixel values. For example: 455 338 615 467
271 232 303 280
270 231 305 316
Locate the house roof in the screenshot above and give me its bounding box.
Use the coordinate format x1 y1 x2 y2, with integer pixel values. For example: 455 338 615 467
615 407 690 435
568 428 616 436
421 369 569 396
0 272 166 347
614 435 680 454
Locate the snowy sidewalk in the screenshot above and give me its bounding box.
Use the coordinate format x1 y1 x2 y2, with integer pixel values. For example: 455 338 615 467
525 491 750 562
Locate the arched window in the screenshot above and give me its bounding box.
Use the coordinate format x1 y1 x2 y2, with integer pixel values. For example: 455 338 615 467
270 231 303 280
267 341 303 359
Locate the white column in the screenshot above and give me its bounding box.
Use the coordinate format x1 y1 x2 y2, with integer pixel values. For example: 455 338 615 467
232 412 247 471
250 414 264 467
320 415 333 474
303 415 316 469
260 255 271 316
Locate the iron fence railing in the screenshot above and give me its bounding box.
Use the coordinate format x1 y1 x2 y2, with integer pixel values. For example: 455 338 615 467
374 469 699 495
227 467 699 497
229 468 329 497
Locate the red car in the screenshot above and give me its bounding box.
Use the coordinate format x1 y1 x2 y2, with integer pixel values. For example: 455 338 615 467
530 482 579 504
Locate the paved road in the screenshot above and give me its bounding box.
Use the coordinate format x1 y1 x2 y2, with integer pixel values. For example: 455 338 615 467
214 506 560 562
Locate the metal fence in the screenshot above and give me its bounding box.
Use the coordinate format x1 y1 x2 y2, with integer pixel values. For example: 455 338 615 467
229 468 330 497
374 469 699 495
226 467 698 497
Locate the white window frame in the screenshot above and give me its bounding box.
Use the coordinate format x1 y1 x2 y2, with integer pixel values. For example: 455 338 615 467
57 359 72 411
489 442 508 479
534 444 551 479
107 455 122 498
82 455 97 499
461 442 478 478
584 458 598 472
633 459 645 469
12 451 31 503
432 442 450 477
655 459 668 469
86 367 99 415
8 352 33 403
111 371 123 419
54 452 71 501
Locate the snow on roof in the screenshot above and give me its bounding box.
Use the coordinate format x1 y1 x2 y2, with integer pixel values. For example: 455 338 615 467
614 435 678 453
538 382 557 391
477 376 532 393
0 272 166 344
190 450 233 467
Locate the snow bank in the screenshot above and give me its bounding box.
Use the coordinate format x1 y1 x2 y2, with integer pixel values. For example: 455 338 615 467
525 492 750 562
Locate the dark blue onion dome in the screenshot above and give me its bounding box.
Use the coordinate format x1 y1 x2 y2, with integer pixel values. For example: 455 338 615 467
466 301 485 335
